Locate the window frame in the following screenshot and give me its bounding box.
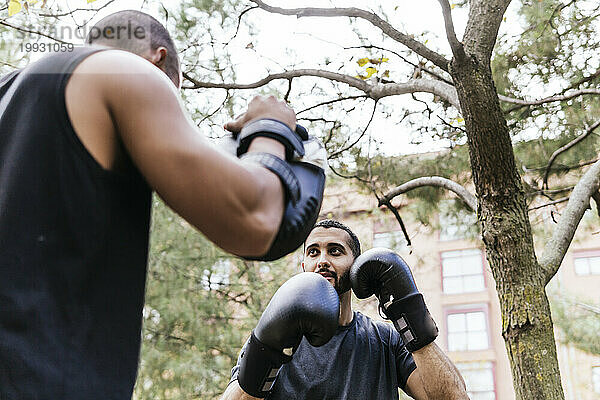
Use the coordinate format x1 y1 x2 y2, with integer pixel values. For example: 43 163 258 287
456 361 497 400
572 249 600 276
440 248 487 295
444 305 492 352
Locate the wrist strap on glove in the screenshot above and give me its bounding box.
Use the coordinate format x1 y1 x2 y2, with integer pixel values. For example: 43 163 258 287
237 331 293 398
240 152 325 261
241 152 300 205
238 119 306 160
382 293 438 352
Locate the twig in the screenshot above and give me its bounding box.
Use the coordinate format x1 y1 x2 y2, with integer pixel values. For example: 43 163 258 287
284 78 292 102
225 6 259 45
38 0 117 18
528 196 570 211
381 199 412 247
296 95 367 115
501 89 600 113
543 119 600 189
328 100 377 159
0 19 70 44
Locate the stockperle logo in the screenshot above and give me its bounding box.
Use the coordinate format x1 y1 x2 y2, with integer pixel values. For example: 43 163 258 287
7 0 98 17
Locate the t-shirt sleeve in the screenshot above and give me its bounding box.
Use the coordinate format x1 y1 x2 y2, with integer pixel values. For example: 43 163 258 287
395 336 417 390
228 337 250 385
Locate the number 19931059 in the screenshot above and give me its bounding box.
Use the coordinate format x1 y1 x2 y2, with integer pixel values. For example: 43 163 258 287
20 42 74 53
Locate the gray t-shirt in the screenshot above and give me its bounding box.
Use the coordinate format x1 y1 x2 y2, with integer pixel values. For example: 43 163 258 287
230 311 417 399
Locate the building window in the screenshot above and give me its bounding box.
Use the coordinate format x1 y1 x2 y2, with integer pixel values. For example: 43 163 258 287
439 200 478 241
373 230 408 252
593 366 600 393
447 310 489 351
456 362 496 400
442 249 485 294
573 254 600 276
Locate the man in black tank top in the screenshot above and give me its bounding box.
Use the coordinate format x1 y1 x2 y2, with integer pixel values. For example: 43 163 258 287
0 10 314 400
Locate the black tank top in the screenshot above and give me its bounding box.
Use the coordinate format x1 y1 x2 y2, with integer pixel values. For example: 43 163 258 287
0 48 152 399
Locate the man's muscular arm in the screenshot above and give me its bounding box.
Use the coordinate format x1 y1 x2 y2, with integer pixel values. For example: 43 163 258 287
350 249 468 400
71 50 289 257
405 343 467 400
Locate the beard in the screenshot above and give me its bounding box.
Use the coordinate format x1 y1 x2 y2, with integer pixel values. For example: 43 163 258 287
335 269 351 295
318 267 351 295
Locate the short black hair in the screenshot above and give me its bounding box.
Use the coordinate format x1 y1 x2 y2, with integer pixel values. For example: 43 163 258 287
85 10 180 87
306 219 361 259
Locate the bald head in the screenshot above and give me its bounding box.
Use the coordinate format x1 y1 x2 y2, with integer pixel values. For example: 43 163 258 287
86 10 180 87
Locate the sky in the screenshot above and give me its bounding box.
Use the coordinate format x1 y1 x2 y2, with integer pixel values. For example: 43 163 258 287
11 0 529 156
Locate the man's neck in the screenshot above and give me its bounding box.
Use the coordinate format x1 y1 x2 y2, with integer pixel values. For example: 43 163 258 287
338 291 353 326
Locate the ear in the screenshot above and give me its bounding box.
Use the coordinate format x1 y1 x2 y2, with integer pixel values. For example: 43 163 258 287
150 46 168 68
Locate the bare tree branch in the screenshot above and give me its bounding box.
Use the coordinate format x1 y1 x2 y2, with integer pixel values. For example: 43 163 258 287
184 68 367 91
225 5 259 45
38 0 117 18
184 69 461 109
528 196 570 211
543 119 600 189
539 159 600 283
380 176 477 212
436 0 466 61
0 19 70 44
381 199 412 247
500 89 600 112
523 158 599 173
249 0 450 72
328 100 377 159
296 95 367 115
562 67 600 93
370 78 460 109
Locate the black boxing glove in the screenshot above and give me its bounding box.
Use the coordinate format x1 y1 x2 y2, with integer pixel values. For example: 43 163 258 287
350 248 438 352
237 273 339 398
218 123 326 261
240 125 326 261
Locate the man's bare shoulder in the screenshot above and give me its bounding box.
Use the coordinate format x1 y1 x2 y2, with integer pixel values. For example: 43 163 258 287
72 47 175 95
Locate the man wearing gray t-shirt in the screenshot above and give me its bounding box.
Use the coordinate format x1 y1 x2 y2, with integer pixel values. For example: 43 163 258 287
222 220 469 400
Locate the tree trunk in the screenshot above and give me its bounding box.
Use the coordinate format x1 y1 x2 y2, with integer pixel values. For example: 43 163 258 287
450 54 565 399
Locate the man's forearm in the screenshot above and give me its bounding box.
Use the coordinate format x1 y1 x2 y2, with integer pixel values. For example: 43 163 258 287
221 380 262 400
411 342 468 399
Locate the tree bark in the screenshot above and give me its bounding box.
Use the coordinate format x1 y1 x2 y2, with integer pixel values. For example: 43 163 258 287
449 6 566 397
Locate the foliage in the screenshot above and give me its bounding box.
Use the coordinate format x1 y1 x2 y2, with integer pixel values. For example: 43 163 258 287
549 291 600 356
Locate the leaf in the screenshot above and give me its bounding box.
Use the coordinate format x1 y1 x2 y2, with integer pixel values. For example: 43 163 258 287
369 57 389 65
88 0 98 3
357 57 369 67
451 3 457 9
382 70 390 78
8 1 22 17
365 67 377 78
